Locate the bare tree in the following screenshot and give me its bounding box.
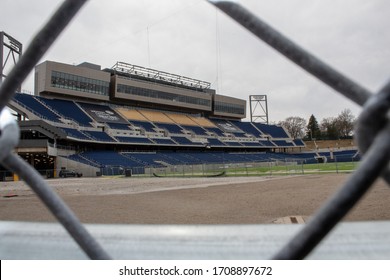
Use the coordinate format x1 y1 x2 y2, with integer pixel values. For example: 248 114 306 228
279 116 307 139
319 109 356 139
335 109 356 138
320 117 339 140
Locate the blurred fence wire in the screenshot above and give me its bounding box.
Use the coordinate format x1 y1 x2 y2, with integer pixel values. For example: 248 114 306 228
209 0 390 259
0 0 389 260
0 0 110 260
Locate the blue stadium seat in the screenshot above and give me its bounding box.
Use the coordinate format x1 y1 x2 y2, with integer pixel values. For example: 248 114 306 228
61 127 91 140
174 152 202 164
293 139 305 147
224 153 253 162
259 140 276 147
82 131 116 142
181 125 209 136
151 138 176 145
206 127 225 136
38 97 93 126
230 121 262 137
115 136 153 144
155 123 184 134
78 102 112 112
184 151 224 164
122 152 165 167
240 142 263 147
81 151 140 168
130 120 156 132
272 140 295 147
107 123 132 130
206 138 226 147
253 123 289 138
233 132 247 137
223 141 243 147
172 136 203 146
13 93 61 122
69 149 359 171
158 152 189 165
333 150 360 162
289 152 318 164
66 154 100 167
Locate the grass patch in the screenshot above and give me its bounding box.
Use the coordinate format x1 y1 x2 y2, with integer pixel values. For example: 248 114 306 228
151 161 359 177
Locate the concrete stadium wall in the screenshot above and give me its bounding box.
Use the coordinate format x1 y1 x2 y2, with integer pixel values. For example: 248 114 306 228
56 156 99 178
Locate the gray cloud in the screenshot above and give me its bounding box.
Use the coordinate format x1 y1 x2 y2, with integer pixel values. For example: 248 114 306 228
1 0 389 123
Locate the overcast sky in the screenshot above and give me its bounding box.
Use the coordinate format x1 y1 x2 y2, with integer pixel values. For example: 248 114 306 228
1 0 389 123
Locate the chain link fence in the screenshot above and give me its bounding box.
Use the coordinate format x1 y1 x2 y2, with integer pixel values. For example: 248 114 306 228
0 155 360 180
0 0 389 260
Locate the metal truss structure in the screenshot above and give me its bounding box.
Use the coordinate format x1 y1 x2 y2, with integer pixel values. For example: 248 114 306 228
249 94 268 124
0 31 22 91
112 61 211 91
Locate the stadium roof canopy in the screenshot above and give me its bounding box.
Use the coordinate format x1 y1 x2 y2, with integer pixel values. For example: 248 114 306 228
111 61 211 91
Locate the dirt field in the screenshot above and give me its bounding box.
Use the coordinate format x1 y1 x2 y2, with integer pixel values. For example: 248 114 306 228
1 174 390 224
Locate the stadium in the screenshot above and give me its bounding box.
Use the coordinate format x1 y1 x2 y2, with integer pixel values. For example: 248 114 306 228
2 0 390 263
2 59 359 180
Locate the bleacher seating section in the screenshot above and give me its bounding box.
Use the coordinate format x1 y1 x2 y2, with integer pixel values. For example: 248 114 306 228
206 138 225 146
67 150 361 171
115 136 153 144
272 140 294 147
13 94 61 122
82 151 140 168
259 140 275 146
293 139 305 146
155 123 184 134
129 120 156 132
67 153 99 167
224 141 242 147
61 128 91 140
82 131 115 142
38 97 93 126
172 136 202 146
182 125 209 136
122 152 165 167
230 121 262 137
252 123 290 138
107 123 131 130
241 142 262 147
151 138 177 145
12 93 305 149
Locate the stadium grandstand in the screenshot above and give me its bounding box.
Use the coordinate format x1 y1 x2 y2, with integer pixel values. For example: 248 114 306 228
2 60 358 179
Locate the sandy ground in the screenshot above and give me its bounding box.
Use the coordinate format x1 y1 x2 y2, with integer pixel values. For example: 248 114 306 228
1 174 390 224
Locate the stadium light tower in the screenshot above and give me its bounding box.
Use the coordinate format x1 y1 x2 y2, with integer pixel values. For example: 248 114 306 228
249 95 268 124
0 31 23 91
